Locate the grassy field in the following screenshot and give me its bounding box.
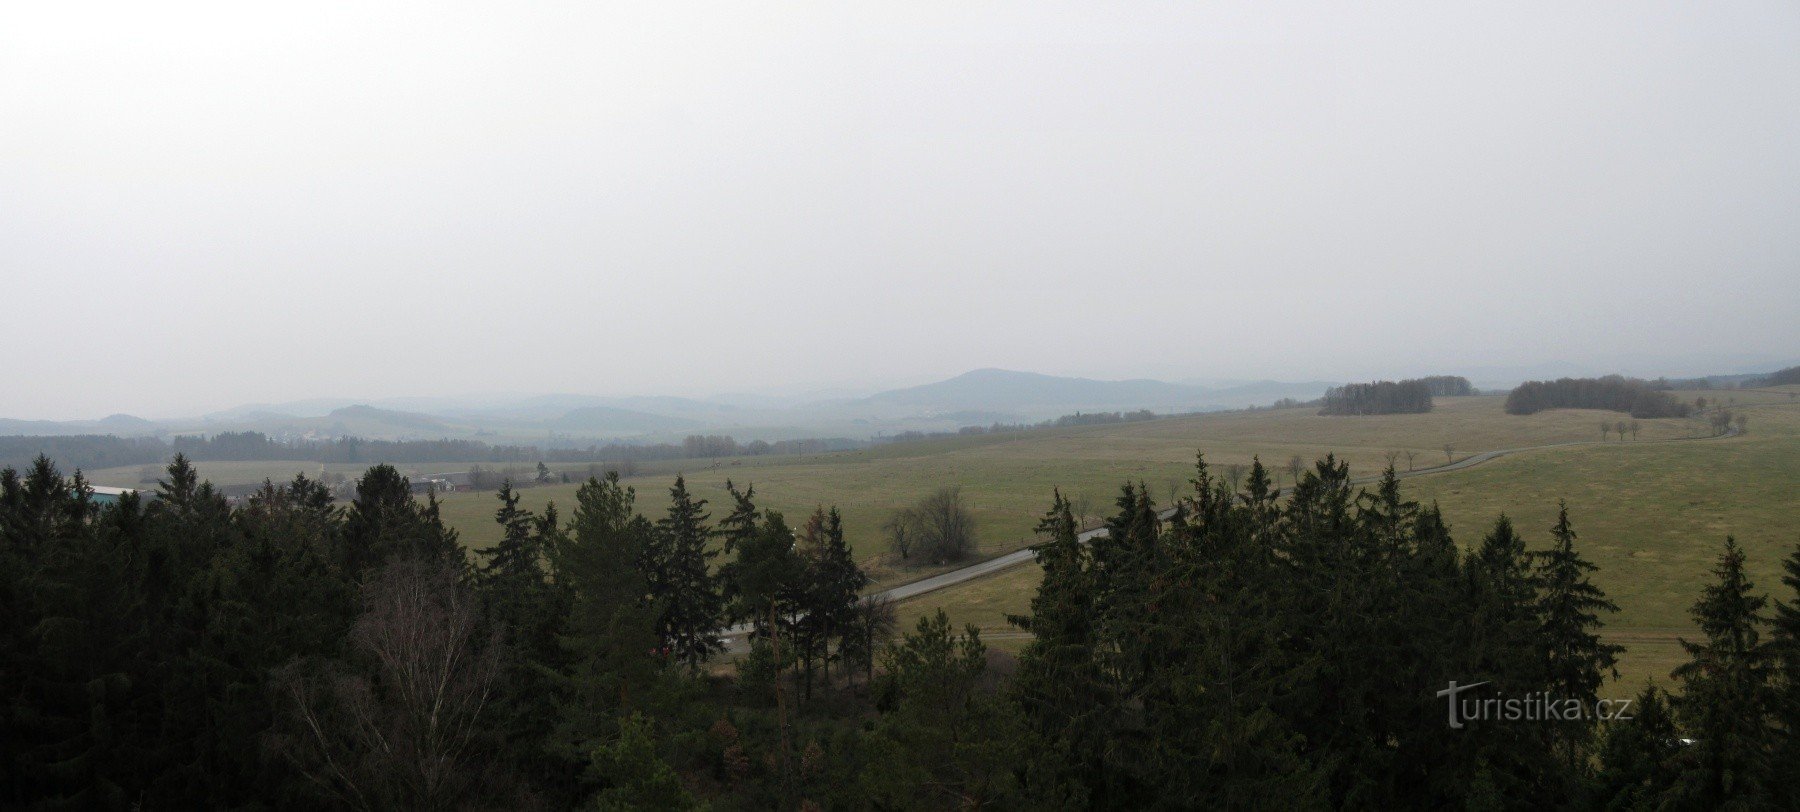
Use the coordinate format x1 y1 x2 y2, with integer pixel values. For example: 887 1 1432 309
427 394 1698 561
897 387 1800 689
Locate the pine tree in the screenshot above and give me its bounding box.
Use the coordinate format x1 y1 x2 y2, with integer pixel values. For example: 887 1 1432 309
1533 502 1622 772
653 476 724 673
1668 537 1779 807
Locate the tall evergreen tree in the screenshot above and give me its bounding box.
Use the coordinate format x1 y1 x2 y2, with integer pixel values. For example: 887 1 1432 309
1457 516 1565 804
653 476 724 673
1533 502 1621 772
1668 537 1779 807
342 464 420 575
476 482 567 793
549 474 663 803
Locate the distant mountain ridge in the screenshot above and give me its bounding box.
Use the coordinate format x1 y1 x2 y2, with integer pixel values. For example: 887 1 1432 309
1 370 1344 443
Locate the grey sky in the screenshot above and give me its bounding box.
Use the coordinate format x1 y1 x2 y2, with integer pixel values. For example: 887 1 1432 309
4 2 1797 419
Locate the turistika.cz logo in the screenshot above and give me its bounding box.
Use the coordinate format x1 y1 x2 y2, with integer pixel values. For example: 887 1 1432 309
1435 680 1635 729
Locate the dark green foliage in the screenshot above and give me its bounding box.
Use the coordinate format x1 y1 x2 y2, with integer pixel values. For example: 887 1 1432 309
582 713 701 811
651 476 725 672
792 506 868 698
1007 490 1107 806
343 463 462 575
863 609 1026 809
1504 375 1692 417
5 448 1798 810
476 482 570 791
1533 502 1622 772
1668 537 1779 807
1318 378 1434 414
1595 683 1683 810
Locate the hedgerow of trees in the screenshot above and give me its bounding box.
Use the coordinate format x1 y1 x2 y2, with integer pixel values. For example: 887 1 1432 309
1505 376 1693 418
5 451 1799 808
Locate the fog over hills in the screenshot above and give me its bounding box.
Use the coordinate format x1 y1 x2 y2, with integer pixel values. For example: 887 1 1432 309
11 361 1796 448
0 369 1344 444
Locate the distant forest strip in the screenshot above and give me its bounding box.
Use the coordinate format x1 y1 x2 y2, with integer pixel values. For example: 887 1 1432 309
1317 375 1470 415
1753 365 1800 387
1504 376 1694 418
0 432 862 474
0 408 1193 473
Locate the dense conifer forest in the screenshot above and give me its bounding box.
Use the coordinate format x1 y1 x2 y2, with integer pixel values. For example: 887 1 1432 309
6 451 1799 808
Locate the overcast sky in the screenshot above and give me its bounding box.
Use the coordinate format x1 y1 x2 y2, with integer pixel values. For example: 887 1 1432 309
4 2 1797 418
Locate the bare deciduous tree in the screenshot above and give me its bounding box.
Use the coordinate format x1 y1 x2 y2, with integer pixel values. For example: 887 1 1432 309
1628 419 1641 440
885 487 977 564
1286 455 1304 485
1403 449 1417 471
1614 420 1627 442
883 507 917 560
1442 443 1455 463
1224 463 1245 492
1070 492 1094 530
1600 420 1611 441
1384 450 1401 471
273 559 502 812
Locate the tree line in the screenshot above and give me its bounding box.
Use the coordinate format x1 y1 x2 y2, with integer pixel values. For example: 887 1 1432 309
1505 376 1694 418
0 431 862 476
1318 378 1436 415
1751 365 1800 387
5 452 1799 808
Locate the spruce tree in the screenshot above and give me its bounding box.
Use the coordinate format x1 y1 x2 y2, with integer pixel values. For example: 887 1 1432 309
1533 502 1621 772
1458 516 1566 803
653 476 724 673
810 507 866 692
1008 491 1108 806
476 482 566 791
1669 537 1779 807
549 473 662 800
342 463 423 575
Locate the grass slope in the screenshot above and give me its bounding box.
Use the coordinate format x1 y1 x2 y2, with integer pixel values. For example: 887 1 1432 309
899 387 1800 689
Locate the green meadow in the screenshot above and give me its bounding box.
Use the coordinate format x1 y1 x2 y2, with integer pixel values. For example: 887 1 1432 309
895 387 1800 690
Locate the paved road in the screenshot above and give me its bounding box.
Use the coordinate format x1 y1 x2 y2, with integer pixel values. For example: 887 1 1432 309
720 423 1742 644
